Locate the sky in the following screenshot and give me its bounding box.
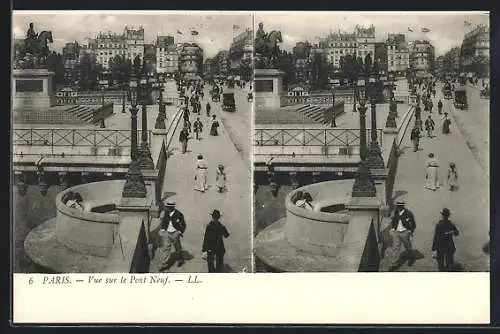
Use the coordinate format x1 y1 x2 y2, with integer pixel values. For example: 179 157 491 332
12 11 253 58
254 11 490 56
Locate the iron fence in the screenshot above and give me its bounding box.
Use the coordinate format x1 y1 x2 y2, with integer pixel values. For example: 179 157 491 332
253 128 383 156
13 128 151 148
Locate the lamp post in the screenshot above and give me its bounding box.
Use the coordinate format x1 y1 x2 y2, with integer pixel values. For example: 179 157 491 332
127 74 139 161
137 73 155 169
331 84 337 127
99 79 107 128
155 76 166 130
366 73 385 169
351 77 377 198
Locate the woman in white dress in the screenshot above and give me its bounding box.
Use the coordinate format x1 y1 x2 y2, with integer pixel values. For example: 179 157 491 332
194 154 208 192
425 153 440 191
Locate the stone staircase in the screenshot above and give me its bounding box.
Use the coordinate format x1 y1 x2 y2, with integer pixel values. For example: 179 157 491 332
65 105 98 124
296 104 329 124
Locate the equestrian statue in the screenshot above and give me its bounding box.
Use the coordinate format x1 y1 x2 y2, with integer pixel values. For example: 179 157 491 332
15 23 53 69
254 22 283 69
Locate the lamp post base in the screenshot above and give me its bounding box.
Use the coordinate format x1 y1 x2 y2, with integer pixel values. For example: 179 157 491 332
122 160 147 198
351 159 377 198
137 141 155 170
367 141 385 169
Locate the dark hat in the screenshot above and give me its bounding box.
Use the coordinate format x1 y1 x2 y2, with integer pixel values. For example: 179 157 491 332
166 201 175 207
441 208 451 216
396 201 405 206
449 162 456 167
211 209 221 219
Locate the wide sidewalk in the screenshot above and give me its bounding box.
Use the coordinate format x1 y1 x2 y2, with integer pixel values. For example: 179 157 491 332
379 87 490 272
149 87 252 273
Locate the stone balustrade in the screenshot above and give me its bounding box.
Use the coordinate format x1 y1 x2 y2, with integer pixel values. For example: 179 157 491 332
55 91 126 106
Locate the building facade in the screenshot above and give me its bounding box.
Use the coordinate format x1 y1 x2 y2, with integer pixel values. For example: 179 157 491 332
355 25 376 61
374 42 388 74
94 32 128 70
409 40 435 77
319 32 358 69
443 46 461 74
293 41 313 82
212 50 229 76
155 36 179 74
179 43 203 75
386 34 410 74
460 24 489 75
124 26 145 63
228 28 253 72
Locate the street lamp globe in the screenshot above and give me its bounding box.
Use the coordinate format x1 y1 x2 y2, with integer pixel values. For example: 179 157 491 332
128 75 138 107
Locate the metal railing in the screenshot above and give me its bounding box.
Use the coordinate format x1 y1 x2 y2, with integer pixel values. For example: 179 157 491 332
281 92 356 106
253 128 383 156
13 128 151 149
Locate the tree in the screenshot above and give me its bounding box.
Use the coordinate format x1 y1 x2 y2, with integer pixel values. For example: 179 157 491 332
307 53 329 90
133 55 142 75
278 50 297 90
355 56 364 77
77 53 101 91
471 55 489 78
372 59 380 75
364 53 372 74
46 52 66 87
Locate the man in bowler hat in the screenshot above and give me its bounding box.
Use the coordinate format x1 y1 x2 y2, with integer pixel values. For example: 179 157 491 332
202 209 230 273
432 208 459 271
389 201 417 270
159 201 187 270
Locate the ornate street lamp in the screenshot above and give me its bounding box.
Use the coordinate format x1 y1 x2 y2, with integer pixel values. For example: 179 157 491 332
351 78 377 198
137 73 155 169
122 73 147 198
155 79 166 129
127 74 139 161
99 79 107 128
366 73 385 169
331 84 337 127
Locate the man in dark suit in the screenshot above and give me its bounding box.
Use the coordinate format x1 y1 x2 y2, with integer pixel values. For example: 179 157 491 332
202 210 230 273
159 201 187 271
432 208 459 271
389 201 417 270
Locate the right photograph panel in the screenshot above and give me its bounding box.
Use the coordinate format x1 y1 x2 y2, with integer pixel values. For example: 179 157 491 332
252 11 490 273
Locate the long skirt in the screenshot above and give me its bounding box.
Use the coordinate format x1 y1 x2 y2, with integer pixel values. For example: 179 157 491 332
210 124 219 136
194 168 208 192
425 166 439 190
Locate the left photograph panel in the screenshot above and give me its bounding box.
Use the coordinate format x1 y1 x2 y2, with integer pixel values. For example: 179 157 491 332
12 11 254 274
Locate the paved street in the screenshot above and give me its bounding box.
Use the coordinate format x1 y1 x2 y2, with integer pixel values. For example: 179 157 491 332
149 83 252 273
380 84 489 272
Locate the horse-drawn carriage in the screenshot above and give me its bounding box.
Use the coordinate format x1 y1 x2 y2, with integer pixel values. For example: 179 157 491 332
443 82 453 99
480 85 490 99
453 88 468 110
222 91 236 112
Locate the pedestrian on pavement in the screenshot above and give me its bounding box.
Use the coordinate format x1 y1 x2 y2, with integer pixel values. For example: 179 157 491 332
210 115 220 136
159 201 187 270
425 153 440 191
389 201 417 270
425 115 435 138
437 99 443 114
179 126 190 154
410 124 421 152
414 104 422 122
432 208 459 272
432 89 436 98
447 162 458 191
206 102 211 117
183 117 192 133
442 113 451 134
215 164 227 193
202 209 230 273
194 153 208 192
429 100 434 113
193 117 203 140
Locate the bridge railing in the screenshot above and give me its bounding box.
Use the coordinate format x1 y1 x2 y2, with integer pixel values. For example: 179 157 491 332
281 92 356 106
13 128 151 156
253 128 383 156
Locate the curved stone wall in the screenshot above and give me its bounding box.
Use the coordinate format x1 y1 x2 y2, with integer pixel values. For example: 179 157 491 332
55 180 124 257
284 179 354 257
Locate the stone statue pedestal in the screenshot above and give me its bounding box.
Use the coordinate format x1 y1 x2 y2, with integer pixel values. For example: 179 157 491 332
12 69 55 110
254 69 284 111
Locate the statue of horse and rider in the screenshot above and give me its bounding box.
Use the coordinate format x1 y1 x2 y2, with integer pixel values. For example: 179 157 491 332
254 22 282 69
17 23 53 69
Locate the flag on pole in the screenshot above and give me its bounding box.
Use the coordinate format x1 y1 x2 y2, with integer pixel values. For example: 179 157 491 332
177 30 182 35
408 27 413 32
233 24 240 30
421 27 430 33
191 30 199 36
